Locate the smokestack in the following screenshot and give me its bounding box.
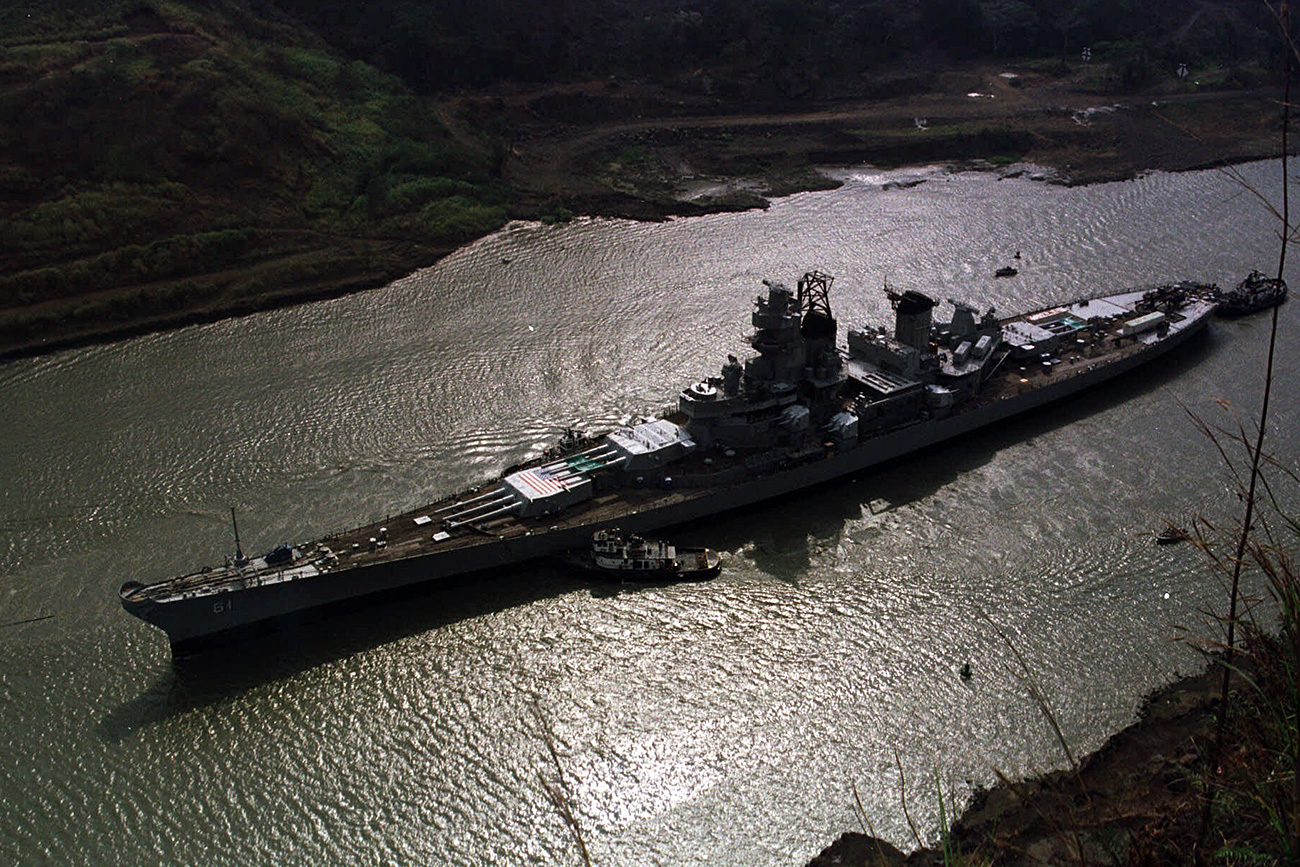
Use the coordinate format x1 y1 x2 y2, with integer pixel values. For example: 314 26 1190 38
893 290 937 351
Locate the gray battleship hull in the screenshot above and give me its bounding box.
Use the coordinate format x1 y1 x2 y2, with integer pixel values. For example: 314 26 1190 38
123 302 1211 652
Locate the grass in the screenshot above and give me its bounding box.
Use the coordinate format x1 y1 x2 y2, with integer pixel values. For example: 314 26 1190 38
1191 7 1298 861
0 228 258 307
1185 423 1300 863
5 183 193 253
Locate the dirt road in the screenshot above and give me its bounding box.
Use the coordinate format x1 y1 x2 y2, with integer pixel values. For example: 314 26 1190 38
458 67 1282 212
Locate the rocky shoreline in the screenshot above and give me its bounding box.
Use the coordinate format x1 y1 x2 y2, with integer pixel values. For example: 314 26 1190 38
807 648 1276 866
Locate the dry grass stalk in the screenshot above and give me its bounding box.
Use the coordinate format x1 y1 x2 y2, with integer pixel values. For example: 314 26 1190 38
1195 1 1295 860
529 700 593 867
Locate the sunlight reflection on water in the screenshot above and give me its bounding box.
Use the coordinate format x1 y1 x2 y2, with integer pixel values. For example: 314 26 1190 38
0 161 1296 866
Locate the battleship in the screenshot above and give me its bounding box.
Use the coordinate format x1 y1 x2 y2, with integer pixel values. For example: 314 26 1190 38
120 271 1218 652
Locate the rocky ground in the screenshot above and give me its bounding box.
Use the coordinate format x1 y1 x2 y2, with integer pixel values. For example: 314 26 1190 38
482 65 1282 217
807 632 1294 866
808 665 1224 865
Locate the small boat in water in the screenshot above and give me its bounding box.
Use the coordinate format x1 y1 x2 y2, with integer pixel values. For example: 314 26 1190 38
1214 270 1288 316
995 266 1018 278
559 528 721 581
1156 525 1189 545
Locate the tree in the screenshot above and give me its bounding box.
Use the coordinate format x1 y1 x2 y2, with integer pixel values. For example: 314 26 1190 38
921 0 984 58
981 0 1041 57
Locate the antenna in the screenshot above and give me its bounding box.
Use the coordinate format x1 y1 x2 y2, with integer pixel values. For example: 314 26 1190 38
884 278 902 309
231 507 244 562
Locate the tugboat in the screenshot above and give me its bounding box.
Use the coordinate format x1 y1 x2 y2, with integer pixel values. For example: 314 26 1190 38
559 529 721 581
1214 270 1288 316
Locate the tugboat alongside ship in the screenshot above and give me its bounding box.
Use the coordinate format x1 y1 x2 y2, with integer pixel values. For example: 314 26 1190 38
1214 270 1288 316
558 529 721 581
121 270 1220 653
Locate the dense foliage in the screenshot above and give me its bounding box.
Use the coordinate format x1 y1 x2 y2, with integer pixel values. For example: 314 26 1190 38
271 0 1279 95
0 0 505 324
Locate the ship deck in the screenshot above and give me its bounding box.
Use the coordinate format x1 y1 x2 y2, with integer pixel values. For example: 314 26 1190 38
978 292 1174 403
129 285 1216 603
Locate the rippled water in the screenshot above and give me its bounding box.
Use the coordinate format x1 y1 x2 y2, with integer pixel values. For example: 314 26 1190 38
1 162 1297 865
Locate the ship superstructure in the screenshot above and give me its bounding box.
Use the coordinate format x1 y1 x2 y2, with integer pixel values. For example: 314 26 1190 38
121 272 1219 651
680 271 842 451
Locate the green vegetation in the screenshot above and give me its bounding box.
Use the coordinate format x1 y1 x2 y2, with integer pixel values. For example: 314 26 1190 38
0 0 1290 356
0 0 509 348
0 229 257 306
1201 629 1300 863
5 183 192 255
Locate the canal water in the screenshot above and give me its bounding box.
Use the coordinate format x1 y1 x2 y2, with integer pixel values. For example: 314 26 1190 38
1 161 1296 865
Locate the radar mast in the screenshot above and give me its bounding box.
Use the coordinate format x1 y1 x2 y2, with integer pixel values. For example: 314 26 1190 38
797 270 834 320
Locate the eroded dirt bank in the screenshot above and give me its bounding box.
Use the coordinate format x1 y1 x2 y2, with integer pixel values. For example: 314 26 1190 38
807 648 1279 865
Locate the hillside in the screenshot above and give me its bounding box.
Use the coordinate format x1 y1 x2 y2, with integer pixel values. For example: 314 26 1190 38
0 0 1289 359
273 0 1279 98
0 0 510 356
